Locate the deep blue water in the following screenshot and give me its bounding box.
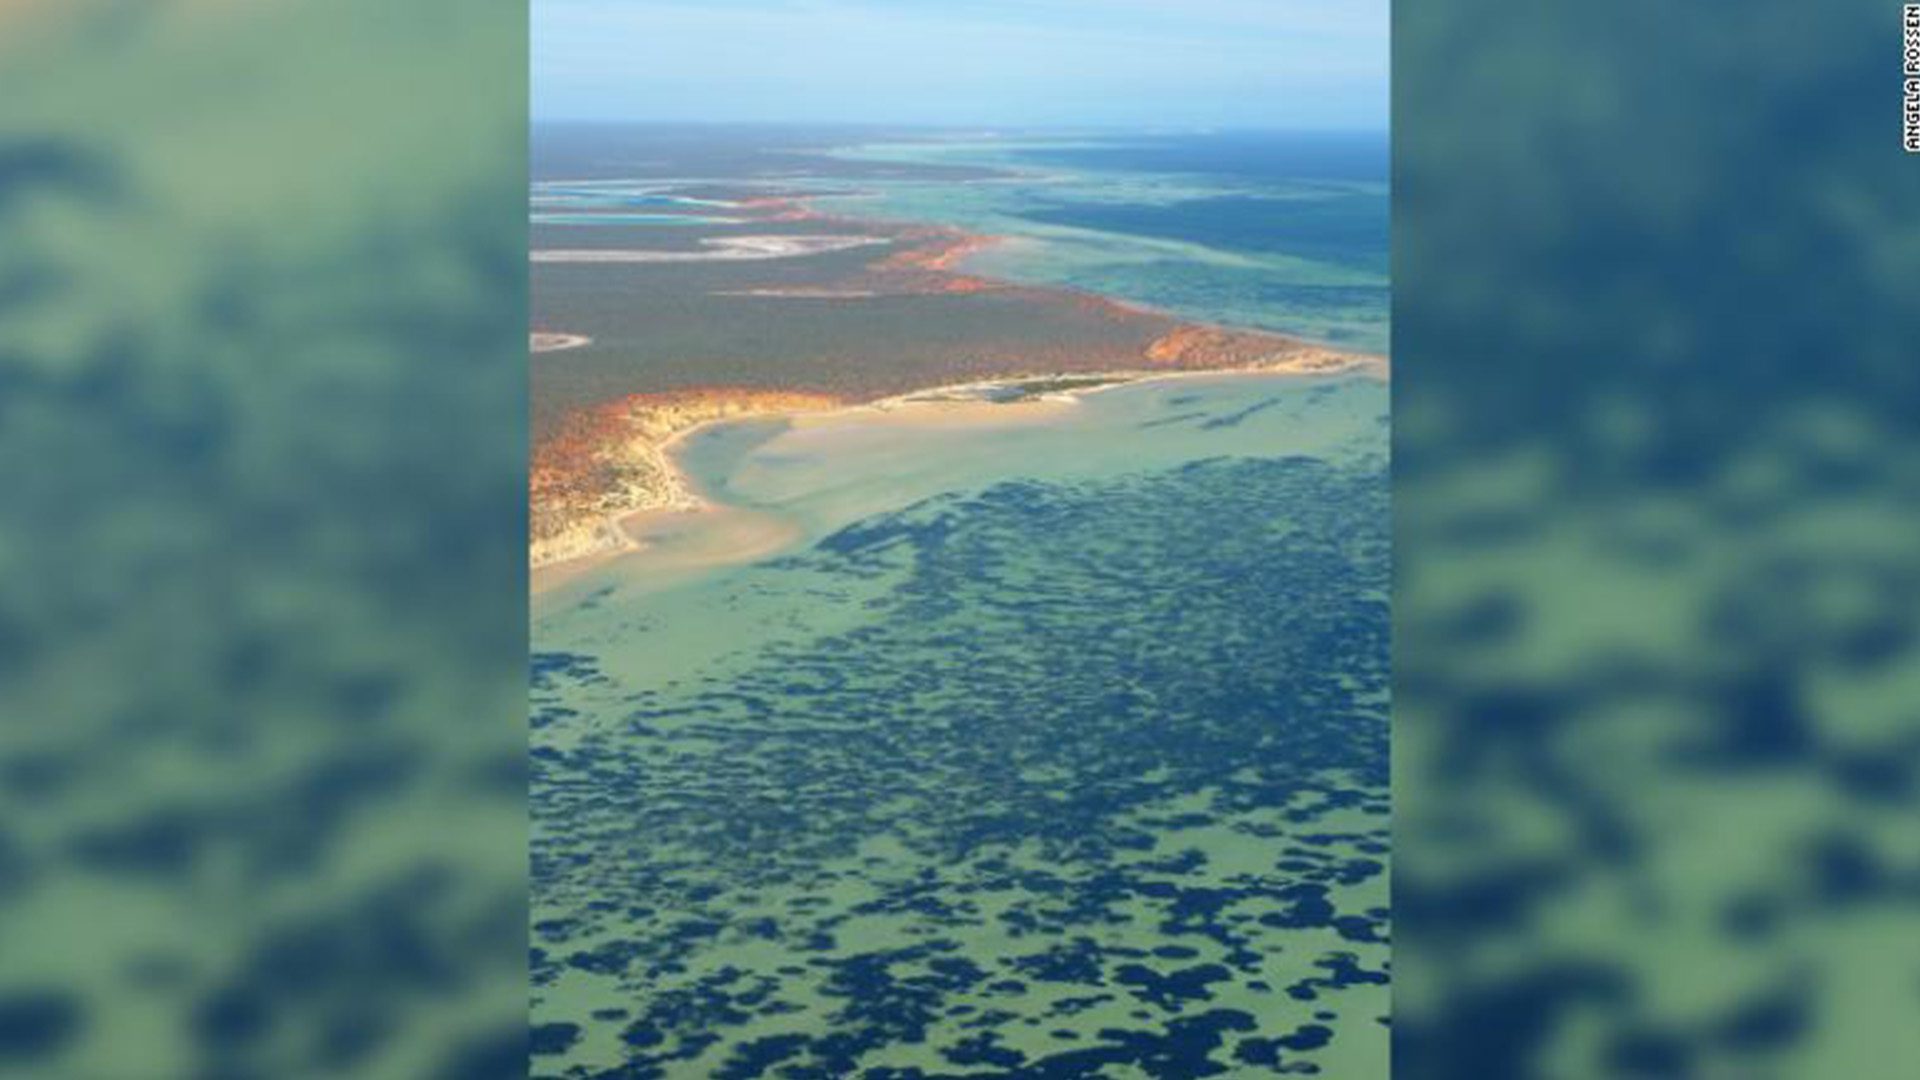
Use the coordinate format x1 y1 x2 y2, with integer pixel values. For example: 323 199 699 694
1008 133 1387 276
1007 132 1389 184
1023 192 1389 274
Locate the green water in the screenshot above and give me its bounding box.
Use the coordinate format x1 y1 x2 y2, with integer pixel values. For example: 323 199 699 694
532 374 1389 1078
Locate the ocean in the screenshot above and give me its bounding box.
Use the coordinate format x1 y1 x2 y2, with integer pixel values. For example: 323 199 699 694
821 132 1389 352
532 372 1390 1078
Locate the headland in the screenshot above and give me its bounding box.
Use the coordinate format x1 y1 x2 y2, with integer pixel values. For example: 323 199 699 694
529 150 1381 578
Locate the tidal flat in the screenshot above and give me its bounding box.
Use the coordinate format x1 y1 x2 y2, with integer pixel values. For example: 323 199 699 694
532 374 1390 1078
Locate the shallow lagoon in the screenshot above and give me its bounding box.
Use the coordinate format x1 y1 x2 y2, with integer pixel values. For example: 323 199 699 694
532 373 1390 1078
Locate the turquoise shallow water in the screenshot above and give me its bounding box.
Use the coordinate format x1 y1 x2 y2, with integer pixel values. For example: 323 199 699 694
532 186 738 207
531 213 738 226
532 374 1390 1078
818 135 1389 353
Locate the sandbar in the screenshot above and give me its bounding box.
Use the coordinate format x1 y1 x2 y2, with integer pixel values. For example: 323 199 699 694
531 235 888 264
531 331 591 354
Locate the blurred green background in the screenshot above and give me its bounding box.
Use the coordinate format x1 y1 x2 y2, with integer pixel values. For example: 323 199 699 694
1395 0 1920 1075
0 2 525 1077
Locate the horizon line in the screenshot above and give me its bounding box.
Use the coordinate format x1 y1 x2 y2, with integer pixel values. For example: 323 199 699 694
530 119 1389 134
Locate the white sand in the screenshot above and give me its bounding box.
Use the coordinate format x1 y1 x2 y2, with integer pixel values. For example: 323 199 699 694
531 235 888 264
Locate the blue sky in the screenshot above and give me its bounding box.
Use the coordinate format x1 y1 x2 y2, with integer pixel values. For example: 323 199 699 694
533 0 1387 129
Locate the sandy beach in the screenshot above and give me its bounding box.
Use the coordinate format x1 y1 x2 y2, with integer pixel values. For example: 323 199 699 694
531 331 592 353
529 352 1384 596
530 391 1052 594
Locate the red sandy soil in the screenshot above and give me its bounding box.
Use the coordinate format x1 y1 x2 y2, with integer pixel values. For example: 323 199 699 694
530 387 840 567
738 195 825 223
867 227 1006 294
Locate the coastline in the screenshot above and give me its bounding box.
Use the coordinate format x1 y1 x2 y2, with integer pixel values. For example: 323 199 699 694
531 183 1386 586
529 352 1382 595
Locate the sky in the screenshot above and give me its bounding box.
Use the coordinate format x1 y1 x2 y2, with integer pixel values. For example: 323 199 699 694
532 0 1388 129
